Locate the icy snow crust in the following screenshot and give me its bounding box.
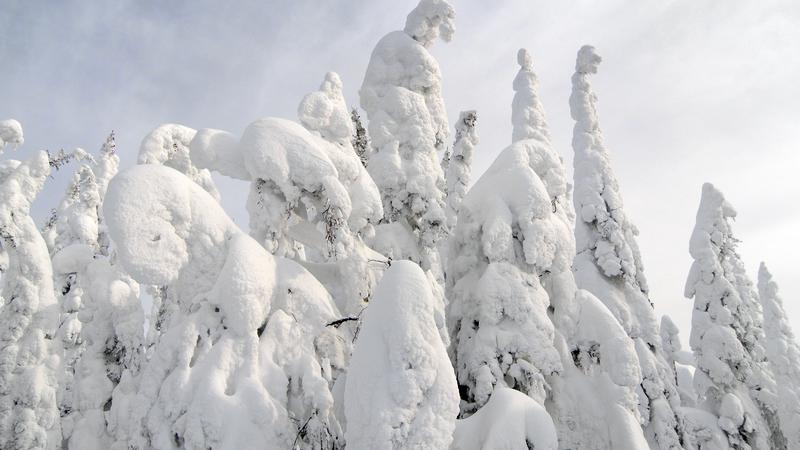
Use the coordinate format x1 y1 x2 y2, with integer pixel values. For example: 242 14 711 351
344 261 459 450
105 165 348 449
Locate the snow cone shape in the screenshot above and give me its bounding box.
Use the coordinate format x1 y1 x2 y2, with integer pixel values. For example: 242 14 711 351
104 164 348 449
344 260 459 449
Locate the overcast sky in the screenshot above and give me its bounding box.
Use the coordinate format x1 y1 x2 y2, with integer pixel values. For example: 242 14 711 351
2 0 799 343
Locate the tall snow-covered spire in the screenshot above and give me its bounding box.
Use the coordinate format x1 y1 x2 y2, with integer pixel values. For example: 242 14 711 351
360 0 455 271
511 48 550 144
757 263 800 448
445 110 478 230
570 45 648 294
569 45 686 448
685 183 783 450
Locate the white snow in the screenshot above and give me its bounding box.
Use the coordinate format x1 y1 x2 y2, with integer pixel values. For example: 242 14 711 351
344 260 459 450
0 119 24 151
451 387 557 450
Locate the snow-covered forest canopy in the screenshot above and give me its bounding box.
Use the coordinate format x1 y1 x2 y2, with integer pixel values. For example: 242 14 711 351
2 0 799 449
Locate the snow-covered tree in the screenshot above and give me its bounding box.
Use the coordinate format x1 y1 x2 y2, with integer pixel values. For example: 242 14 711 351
359 0 455 271
0 145 62 449
451 387 557 450
661 315 699 407
444 110 477 230
105 164 349 449
570 44 685 448
447 50 647 448
757 262 800 449
344 260 459 449
685 183 783 449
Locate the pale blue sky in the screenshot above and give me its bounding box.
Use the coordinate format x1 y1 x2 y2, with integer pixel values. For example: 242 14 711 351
2 0 799 342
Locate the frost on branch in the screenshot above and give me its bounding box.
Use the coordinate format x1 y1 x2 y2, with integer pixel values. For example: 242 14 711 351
0 149 61 449
344 261 459 449
104 165 348 449
569 45 685 448
685 183 783 449
757 263 800 448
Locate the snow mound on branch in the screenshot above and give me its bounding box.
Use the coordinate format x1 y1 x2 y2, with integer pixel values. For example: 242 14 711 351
344 260 458 450
139 123 220 201
191 117 380 258
0 119 23 151
105 165 347 449
403 0 455 47
452 387 557 450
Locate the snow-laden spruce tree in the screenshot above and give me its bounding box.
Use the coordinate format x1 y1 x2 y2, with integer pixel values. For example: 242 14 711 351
451 387 557 450
359 0 454 272
444 110 478 230
50 245 144 449
105 164 349 449
570 44 685 448
757 263 800 449
512 49 551 145
660 315 699 407
448 51 647 448
0 141 62 449
344 260 459 449
685 183 783 449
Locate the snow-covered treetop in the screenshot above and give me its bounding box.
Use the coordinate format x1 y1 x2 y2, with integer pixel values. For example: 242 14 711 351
512 48 551 144
139 123 220 201
298 71 353 147
0 119 24 152
570 44 649 294
445 110 478 229
575 45 602 74
403 0 455 47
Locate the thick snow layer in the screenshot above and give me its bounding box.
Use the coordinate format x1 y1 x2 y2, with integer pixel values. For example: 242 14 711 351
0 150 61 449
452 387 557 450
685 183 782 449
344 260 458 449
403 0 455 47
139 123 220 201
105 165 348 449
758 263 800 449
0 119 24 151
